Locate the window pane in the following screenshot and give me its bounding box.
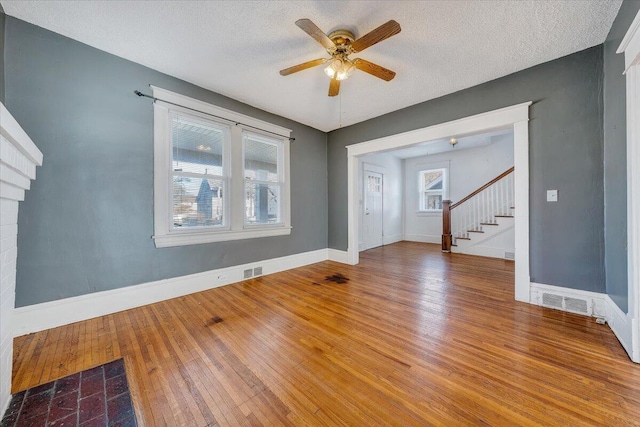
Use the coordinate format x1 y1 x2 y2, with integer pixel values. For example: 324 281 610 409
244 134 279 182
245 183 280 224
422 169 443 190
367 175 382 193
172 176 224 228
424 194 443 210
172 114 226 176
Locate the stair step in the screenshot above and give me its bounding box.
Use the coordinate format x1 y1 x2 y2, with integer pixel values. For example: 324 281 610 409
480 222 499 226
467 229 484 233
495 215 514 218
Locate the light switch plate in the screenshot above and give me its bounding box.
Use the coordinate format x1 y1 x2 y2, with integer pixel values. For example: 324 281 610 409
547 190 558 202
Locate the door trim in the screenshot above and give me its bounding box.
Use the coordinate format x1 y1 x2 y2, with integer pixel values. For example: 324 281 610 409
346 101 531 302
618 8 640 362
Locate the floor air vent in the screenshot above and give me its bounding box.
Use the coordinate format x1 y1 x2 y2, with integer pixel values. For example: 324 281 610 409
541 292 590 315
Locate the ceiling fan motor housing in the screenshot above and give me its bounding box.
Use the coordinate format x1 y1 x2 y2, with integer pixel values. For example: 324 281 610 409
327 29 356 53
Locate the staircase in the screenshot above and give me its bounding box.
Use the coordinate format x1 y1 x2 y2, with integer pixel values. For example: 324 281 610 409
442 167 515 259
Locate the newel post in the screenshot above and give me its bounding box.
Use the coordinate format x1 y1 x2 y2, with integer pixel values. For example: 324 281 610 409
442 200 452 252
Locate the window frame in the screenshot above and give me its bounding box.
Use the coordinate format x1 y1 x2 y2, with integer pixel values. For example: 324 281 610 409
417 164 449 214
242 130 285 227
169 111 231 232
152 86 292 248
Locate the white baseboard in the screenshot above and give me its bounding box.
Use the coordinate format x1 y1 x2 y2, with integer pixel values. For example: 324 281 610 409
327 248 350 264
452 245 514 260
13 248 329 337
383 234 403 245
529 282 606 317
605 295 633 358
403 234 440 244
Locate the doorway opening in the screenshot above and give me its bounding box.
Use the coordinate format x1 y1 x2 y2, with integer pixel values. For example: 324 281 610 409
346 102 531 302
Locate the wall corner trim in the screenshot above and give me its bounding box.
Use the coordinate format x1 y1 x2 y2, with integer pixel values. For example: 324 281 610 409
605 295 634 359
327 249 350 264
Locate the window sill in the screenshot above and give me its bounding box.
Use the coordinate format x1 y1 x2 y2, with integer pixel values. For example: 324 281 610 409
153 226 292 248
415 211 443 217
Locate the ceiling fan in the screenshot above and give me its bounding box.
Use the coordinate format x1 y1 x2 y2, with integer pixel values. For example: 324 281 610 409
280 19 401 96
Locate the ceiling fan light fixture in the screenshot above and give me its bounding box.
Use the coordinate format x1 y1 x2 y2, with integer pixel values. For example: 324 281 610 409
324 65 336 78
326 57 355 81
337 60 356 81
324 58 339 78
282 19 401 95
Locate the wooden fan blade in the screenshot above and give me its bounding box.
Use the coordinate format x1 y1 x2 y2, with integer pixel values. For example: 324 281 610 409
295 19 335 50
353 58 396 81
328 77 340 97
351 20 401 53
280 58 328 76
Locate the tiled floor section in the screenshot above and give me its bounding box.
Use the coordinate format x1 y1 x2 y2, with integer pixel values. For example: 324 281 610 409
1 359 137 427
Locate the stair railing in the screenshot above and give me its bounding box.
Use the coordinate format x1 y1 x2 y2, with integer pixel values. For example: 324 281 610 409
442 167 514 252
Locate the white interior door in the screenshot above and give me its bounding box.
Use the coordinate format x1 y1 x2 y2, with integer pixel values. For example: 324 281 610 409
363 170 383 250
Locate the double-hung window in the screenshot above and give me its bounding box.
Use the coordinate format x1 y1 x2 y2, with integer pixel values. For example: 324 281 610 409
243 132 284 226
171 112 230 230
153 87 291 247
419 167 447 212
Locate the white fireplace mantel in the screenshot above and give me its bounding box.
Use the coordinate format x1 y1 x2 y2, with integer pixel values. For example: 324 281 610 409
0 102 43 414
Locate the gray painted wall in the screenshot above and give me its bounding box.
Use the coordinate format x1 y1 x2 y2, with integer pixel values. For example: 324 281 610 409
0 6 5 104
5 17 328 307
328 46 606 293
604 0 640 313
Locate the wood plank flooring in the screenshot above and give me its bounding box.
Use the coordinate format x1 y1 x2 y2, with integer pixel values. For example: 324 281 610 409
11 242 640 426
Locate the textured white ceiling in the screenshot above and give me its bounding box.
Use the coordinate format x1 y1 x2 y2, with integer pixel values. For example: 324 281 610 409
387 128 513 159
1 1 622 132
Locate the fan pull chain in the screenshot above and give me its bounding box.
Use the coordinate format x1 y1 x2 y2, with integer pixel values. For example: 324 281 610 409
339 92 343 128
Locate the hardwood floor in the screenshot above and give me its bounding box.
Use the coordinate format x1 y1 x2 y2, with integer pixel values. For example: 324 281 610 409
11 242 640 426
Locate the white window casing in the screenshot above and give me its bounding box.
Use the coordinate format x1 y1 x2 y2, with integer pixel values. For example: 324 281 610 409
152 87 291 248
417 162 449 214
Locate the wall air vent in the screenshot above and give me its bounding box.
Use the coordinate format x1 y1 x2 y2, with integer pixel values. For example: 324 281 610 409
541 293 590 315
253 267 263 276
542 293 563 309
505 251 515 260
564 297 589 315
243 269 253 279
